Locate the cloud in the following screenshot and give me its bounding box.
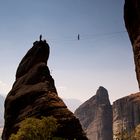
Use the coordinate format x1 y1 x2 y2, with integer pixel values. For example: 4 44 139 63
0 81 11 96
56 86 68 99
57 86 67 92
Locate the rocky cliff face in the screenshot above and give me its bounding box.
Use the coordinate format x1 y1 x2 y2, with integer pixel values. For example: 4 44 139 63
113 92 140 139
75 86 113 140
2 40 88 140
124 0 140 88
121 1 140 138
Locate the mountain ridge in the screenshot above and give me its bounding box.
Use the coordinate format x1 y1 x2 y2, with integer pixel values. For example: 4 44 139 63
75 86 113 140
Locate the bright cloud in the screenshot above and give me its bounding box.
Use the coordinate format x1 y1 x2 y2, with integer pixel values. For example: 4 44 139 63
56 86 68 98
57 86 67 92
0 81 11 96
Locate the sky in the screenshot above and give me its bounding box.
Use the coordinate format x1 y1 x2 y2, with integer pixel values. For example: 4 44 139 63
0 0 139 104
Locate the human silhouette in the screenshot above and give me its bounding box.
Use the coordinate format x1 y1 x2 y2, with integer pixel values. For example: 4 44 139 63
78 34 80 40
40 35 42 41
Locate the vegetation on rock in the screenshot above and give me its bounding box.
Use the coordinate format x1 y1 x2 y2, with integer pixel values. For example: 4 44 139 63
9 116 65 140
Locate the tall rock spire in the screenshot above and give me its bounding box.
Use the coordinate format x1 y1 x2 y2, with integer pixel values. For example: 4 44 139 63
2 39 88 140
16 40 49 79
75 86 113 140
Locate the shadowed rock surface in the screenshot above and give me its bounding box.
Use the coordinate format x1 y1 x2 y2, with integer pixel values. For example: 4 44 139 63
113 92 140 139
75 86 113 140
2 40 88 140
124 0 140 88
123 1 140 139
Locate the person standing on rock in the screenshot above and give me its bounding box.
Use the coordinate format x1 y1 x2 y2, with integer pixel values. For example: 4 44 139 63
40 35 42 41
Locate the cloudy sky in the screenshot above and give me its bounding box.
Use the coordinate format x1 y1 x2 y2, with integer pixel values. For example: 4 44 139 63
0 0 138 103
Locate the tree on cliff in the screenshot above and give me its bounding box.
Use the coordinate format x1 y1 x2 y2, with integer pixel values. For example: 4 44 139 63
9 116 65 140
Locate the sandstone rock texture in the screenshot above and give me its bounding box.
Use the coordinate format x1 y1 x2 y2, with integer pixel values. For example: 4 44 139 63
124 0 140 88
113 92 140 139
2 40 88 140
75 86 113 140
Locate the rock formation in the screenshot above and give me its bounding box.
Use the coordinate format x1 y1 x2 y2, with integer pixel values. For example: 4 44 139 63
2 40 88 140
75 86 113 140
123 1 140 138
124 0 140 88
113 92 140 139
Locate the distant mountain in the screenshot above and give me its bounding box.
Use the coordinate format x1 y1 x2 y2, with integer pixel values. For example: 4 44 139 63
0 95 4 128
75 86 113 140
63 98 82 112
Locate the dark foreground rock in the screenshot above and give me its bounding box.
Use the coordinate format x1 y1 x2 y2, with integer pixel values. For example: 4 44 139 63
2 40 88 140
75 86 113 140
124 0 140 88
